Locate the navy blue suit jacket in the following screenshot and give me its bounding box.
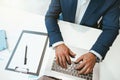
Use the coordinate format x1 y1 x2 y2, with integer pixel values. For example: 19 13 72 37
45 0 120 59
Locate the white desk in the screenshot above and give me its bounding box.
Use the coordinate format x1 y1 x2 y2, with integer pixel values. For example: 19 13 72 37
0 6 47 80
0 6 120 80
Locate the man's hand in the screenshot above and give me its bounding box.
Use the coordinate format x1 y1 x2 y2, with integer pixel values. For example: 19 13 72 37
75 52 96 74
55 44 76 68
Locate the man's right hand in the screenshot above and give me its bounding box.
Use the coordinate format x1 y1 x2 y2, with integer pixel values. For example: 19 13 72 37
55 44 76 68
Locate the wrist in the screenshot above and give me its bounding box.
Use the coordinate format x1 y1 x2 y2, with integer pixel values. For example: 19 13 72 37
89 52 100 63
52 41 64 49
89 50 102 62
55 43 65 49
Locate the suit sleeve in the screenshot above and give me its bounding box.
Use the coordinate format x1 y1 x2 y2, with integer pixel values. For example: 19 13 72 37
91 1 120 59
45 0 63 46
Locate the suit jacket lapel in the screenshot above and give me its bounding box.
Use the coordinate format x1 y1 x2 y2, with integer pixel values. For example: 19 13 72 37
80 0 103 24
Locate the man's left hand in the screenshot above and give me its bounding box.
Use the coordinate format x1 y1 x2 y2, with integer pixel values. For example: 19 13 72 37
75 52 96 74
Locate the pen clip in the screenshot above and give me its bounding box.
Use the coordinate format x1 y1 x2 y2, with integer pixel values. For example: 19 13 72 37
15 66 29 74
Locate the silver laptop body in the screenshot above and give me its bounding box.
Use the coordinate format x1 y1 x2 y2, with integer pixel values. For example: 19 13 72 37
44 45 100 80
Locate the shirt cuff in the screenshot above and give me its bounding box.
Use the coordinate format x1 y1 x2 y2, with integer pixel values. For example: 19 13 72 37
89 50 102 62
52 41 64 49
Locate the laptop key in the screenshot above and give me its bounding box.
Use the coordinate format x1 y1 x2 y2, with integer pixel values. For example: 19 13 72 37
51 60 92 80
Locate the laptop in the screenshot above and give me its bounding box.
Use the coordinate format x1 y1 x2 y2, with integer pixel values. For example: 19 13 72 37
43 45 100 80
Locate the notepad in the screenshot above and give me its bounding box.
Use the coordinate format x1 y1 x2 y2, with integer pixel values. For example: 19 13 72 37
5 30 48 76
0 30 7 51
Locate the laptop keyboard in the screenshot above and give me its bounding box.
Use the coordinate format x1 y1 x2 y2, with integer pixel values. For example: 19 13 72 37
51 60 93 80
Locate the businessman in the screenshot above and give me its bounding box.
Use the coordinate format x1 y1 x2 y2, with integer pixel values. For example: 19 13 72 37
45 0 120 74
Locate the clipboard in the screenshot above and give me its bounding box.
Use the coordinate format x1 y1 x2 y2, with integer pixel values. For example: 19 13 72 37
5 30 48 76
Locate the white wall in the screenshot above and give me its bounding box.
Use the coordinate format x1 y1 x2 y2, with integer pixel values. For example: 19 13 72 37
0 0 50 15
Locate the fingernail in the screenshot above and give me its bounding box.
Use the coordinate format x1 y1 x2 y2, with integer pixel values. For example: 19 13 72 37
78 71 82 74
63 64 67 68
73 54 76 57
74 61 78 64
75 66 78 70
68 62 71 65
75 67 77 70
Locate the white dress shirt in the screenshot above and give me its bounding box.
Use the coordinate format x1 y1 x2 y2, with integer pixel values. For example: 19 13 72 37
52 0 102 61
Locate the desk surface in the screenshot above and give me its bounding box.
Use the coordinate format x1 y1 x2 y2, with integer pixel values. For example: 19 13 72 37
0 6 120 80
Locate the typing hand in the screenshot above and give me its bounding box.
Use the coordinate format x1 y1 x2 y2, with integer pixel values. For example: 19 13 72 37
75 52 96 74
55 44 76 68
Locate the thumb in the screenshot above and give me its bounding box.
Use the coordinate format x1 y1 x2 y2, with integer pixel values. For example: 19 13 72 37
75 55 83 64
69 50 76 58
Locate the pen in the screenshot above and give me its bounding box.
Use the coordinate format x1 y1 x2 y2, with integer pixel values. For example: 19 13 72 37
24 45 27 65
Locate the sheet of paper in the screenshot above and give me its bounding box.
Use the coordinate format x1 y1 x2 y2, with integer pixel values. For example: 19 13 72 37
6 30 48 75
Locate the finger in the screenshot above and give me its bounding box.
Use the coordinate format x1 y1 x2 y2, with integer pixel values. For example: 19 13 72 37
65 55 71 65
84 68 91 74
90 69 93 74
75 55 83 64
69 50 76 58
61 56 67 68
56 56 59 65
87 66 94 74
75 61 85 70
58 55 64 68
78 65 88 74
